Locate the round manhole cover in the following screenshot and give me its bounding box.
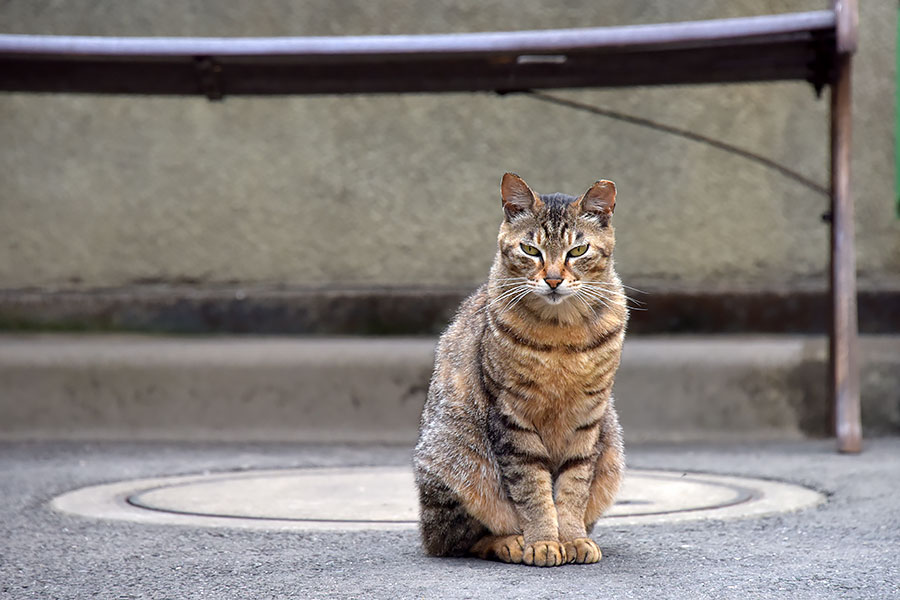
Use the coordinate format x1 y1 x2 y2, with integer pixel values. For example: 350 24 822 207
51 467 823 531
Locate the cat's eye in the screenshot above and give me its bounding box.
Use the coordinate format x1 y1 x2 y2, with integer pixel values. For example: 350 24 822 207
520 243 541 257
568 244 590 258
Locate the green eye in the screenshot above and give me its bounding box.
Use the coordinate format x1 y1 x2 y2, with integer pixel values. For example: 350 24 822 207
520 243 541 257
568 244 589 258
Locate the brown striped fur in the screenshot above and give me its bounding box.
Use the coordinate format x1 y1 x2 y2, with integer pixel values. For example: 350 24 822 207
414 173 627 567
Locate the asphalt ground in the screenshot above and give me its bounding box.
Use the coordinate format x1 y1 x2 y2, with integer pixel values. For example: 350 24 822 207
1 438 899 600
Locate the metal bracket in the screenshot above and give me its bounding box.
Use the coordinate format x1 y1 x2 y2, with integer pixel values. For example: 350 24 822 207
808 31 835 98
194 56 224 101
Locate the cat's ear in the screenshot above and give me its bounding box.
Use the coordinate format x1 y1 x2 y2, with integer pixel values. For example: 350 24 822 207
500 173 543 221
576 180 616 225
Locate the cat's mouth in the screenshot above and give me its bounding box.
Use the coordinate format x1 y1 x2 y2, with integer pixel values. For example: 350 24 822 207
540 289 571 304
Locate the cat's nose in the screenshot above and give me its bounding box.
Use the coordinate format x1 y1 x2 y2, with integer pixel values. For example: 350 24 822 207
544 278 563 289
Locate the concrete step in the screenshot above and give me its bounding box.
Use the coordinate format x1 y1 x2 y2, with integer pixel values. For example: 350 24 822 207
0 334 897 443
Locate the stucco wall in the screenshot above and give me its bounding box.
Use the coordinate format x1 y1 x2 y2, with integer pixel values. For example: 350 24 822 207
1 1 896 291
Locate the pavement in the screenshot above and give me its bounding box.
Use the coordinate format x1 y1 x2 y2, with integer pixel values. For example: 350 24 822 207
2 438 899 600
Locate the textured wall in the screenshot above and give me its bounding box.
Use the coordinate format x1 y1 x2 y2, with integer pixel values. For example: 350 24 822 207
1 1 896 291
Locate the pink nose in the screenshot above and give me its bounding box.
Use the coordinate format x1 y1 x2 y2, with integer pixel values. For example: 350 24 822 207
545 278 563 289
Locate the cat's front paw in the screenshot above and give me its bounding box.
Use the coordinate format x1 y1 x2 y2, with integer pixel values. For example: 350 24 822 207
523 540 566 567
563 538 602 564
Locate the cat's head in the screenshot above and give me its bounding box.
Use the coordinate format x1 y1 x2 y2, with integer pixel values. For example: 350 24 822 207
493 172 617 309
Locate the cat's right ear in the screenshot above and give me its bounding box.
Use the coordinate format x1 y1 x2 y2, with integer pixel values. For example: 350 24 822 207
501 173 542 221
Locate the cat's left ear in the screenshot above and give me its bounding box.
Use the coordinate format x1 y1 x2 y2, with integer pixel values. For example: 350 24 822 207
575 180 616 225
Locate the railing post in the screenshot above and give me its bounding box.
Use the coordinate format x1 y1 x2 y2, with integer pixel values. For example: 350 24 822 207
829 0 861 453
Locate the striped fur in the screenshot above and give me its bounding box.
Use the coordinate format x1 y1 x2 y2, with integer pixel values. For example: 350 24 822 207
414 174 627 567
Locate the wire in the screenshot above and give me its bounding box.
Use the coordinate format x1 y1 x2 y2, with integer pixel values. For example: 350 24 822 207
522 90 829 198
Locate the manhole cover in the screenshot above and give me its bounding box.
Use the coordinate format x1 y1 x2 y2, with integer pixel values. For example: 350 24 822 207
51 467 823 531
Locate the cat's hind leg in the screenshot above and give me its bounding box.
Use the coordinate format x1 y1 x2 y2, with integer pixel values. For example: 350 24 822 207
417 476 490 557
583 408 625 532
470 534 525 563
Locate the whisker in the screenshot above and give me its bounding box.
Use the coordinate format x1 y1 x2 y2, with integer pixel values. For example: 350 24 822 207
478 285 530 314
577 288 617 313
503 288 533 313
574 292 599 317
584 291 646 306
579 286 649 311
582 281 650 295
488 286 528 304
493 281 528 289
490 280 531 291
480 291 522 313
582 287 648 311
579 284 631 297
579 283 647 306
577 286 622 301
621 284 650 295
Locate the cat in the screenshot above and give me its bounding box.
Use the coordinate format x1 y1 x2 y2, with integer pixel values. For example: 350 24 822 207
413 172 627 567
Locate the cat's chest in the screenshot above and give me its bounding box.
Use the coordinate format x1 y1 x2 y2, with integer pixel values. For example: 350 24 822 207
484 313 622 433
518 340 612 388
506 349 608 422
528 351 595 393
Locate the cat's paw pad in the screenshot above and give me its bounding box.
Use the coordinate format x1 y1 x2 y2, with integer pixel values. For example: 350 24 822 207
563 538 602 564
523 540 566 567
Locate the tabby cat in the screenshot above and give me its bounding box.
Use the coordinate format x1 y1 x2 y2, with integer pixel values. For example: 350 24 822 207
413 173 627 567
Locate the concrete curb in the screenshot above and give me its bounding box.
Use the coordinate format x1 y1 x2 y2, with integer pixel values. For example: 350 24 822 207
0 334 897 442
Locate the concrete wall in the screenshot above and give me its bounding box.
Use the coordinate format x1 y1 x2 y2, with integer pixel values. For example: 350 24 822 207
1 1 897 293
